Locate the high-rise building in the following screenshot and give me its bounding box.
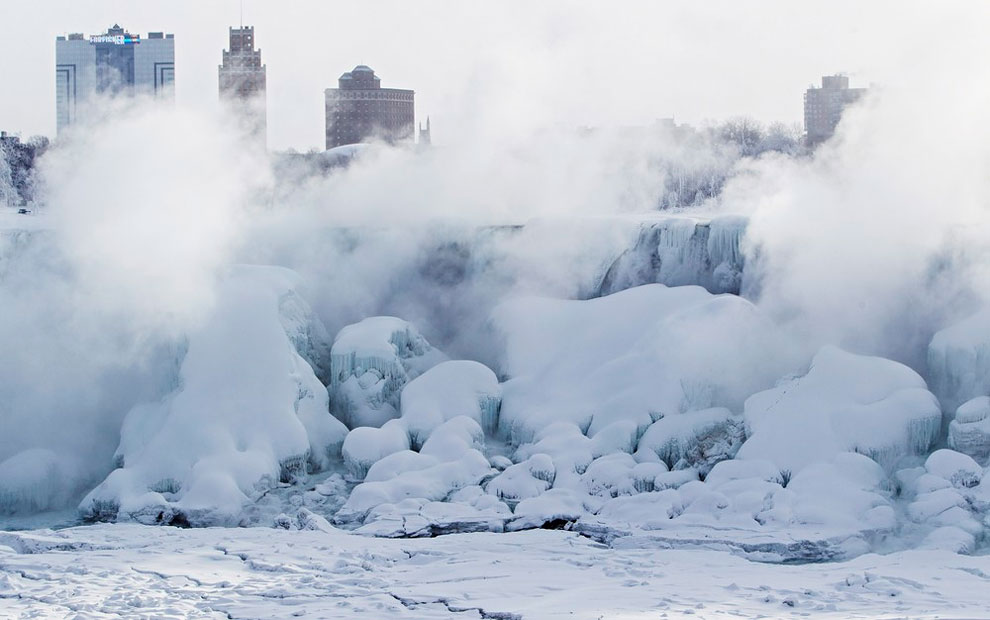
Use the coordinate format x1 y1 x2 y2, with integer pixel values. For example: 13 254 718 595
219 26 267 145
55 25 174 134
418 116 432 147
803 75 867 146
325 65 414 150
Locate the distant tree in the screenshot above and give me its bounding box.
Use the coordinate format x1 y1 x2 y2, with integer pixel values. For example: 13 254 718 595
0 134 49 206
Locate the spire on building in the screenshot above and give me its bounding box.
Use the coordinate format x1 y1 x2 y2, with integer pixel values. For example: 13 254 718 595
418 116 431 146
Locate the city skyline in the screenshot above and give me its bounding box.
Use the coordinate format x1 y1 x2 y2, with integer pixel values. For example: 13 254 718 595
0 1 985 150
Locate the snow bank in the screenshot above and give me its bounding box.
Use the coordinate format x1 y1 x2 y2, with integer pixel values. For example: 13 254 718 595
738 346 941 472
79 266 348 526
928 308 990 413
329 316 447 428
493 283 794 445
399 360 501 448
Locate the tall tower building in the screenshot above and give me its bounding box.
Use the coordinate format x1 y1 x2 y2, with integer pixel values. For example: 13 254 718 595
325 65 414 150
803 75 867 146
218 26 267 146
418 116 431 146
55 25 174 134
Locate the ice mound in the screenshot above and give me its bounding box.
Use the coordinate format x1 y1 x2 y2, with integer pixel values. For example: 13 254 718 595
79 266 348 526
949 396 990 460
419 416 486 460
738 346 942 472
399 360 501 448
576 452 894 560
636 407 744 474
341 419 411 480
928 308 990 413
580 453 668 497
493 284 794 445
486 455 556 503
597 215 748 296
329 316 447 428
0 449 86 514
335 449 493 526
900 449 990 553
355 492 510 537
513 423 595 481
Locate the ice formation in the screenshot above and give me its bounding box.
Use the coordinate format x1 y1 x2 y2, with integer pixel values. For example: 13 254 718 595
636 407 744 474
399 360 501 448
898 449 990 554
948 396 990 460
334 449 493 525
341 419 411 480
738 346 942 472
928 307 990 413
78 266 348 526
0 449 85 514
329 316 447 429
597 215 749 296
492 283 794 444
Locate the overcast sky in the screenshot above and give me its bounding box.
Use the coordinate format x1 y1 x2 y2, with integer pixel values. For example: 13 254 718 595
0 1 984 151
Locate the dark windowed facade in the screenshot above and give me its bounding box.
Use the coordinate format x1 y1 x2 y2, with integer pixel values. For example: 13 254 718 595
804 75 867 146
325 66 414 149
219 26 267 145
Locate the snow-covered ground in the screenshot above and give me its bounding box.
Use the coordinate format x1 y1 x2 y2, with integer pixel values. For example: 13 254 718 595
2 524 990 619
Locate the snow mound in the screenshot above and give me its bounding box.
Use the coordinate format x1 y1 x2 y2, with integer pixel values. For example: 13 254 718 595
355 492 510 537
738 346 942 472
335 449 493 525
330 316 447 428
636 407 744 474
341 419 411 481
925 450 982 488
578 452 894 559
399 360 501 448
486 455 556 503
897 449 990 551
928 308 990 413
492 284 794 445
948 397 990 460
79 266 348 526
419 416 486 460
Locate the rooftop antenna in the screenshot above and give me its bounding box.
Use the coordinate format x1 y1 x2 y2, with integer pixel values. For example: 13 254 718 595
240 0 243 29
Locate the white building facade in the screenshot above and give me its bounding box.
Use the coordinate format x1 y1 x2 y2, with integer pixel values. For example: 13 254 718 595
56 25 174 133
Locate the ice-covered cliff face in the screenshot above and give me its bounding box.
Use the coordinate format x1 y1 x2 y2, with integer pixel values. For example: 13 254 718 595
78 266 348 526
928 308 990 414
597 215 749 297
